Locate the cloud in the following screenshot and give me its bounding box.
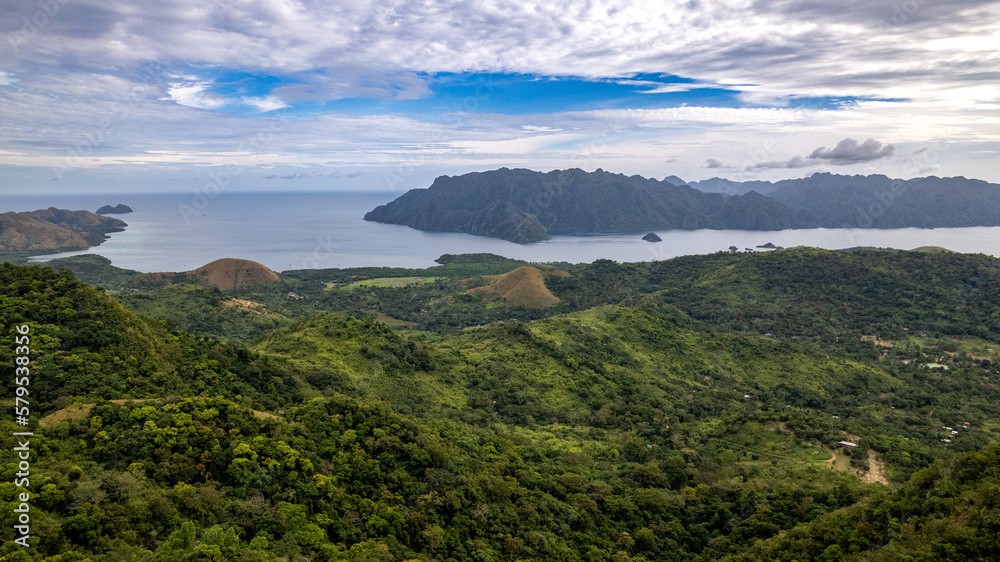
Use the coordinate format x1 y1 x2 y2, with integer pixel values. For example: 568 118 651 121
4 0 996 107
809 138 895 164
2 1 999 190
738 138 895 171
616 79 719 94
744 155 812 170
161 81 227 110
242 96 288 112
705 158 730 169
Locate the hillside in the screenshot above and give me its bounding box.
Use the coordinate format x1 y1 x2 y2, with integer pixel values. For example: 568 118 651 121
364 167 797 243
0 263 299 408
767 173 1000 228
44 248 1000 345
3 250 1000 559
365 168 1000 242
465 266 565 307
188 258 282 290
127 258 282 291
5 257 1000 560
0 208 127 256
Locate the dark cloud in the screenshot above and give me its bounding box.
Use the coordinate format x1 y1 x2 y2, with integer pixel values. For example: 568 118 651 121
751 0 997 29
705 158 728 169
737 138 895 171
0 0 123 37
745 155 811 170
809 138 895 164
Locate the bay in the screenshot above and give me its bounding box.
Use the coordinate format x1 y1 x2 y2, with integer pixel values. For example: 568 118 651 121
6 191 1000 273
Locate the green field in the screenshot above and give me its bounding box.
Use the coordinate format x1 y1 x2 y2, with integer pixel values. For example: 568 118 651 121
337 276 441 289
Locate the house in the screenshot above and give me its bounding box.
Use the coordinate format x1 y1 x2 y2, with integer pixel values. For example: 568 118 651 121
838 441 858 448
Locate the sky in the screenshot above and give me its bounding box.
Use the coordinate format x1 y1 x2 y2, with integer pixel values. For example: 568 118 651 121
1 0 998 195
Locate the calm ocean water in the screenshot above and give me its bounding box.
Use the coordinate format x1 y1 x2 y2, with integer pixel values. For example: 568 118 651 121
7 191 1000 273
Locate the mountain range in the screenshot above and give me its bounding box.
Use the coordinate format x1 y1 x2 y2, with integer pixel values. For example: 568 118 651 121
365 169 1000 243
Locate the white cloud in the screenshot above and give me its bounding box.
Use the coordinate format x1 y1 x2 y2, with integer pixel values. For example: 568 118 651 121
242 95 288 112
161 81 227 110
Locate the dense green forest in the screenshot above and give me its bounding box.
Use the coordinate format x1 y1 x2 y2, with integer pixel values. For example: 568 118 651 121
3 248 1000 560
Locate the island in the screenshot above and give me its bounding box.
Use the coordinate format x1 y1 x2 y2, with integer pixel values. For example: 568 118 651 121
365 168 1000 243
642 232 662 242
96 204 134 214
365 168 796 243
0 208 127 257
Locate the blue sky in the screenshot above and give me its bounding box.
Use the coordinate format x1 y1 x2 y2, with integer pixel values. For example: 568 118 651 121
163 70 869 116
1 0 998 194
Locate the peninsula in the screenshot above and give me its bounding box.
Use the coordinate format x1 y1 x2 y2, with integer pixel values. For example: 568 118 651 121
0 208 127 257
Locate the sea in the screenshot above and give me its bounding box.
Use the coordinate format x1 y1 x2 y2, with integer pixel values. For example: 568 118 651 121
6 191 1000 273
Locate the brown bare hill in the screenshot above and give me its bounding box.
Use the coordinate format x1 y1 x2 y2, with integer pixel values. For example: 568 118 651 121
466 266 564 308
188 258 281 290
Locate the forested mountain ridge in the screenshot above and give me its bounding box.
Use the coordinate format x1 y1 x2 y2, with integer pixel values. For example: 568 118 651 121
4 248 1000 560
766 173 1000 228
40 247 1000 345
364 168 798 243
365 168 1000 242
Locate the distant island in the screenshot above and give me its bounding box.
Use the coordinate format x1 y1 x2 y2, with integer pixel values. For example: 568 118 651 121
0 208 127 257
96 204 133 215
642 232 662 242
365 168 797 243
365 168 1000 243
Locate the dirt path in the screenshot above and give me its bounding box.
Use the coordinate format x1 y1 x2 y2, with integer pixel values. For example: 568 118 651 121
861 450 889 484
821 451 836 464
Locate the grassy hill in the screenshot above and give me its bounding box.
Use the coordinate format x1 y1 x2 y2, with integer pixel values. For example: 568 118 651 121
465 266 565 308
